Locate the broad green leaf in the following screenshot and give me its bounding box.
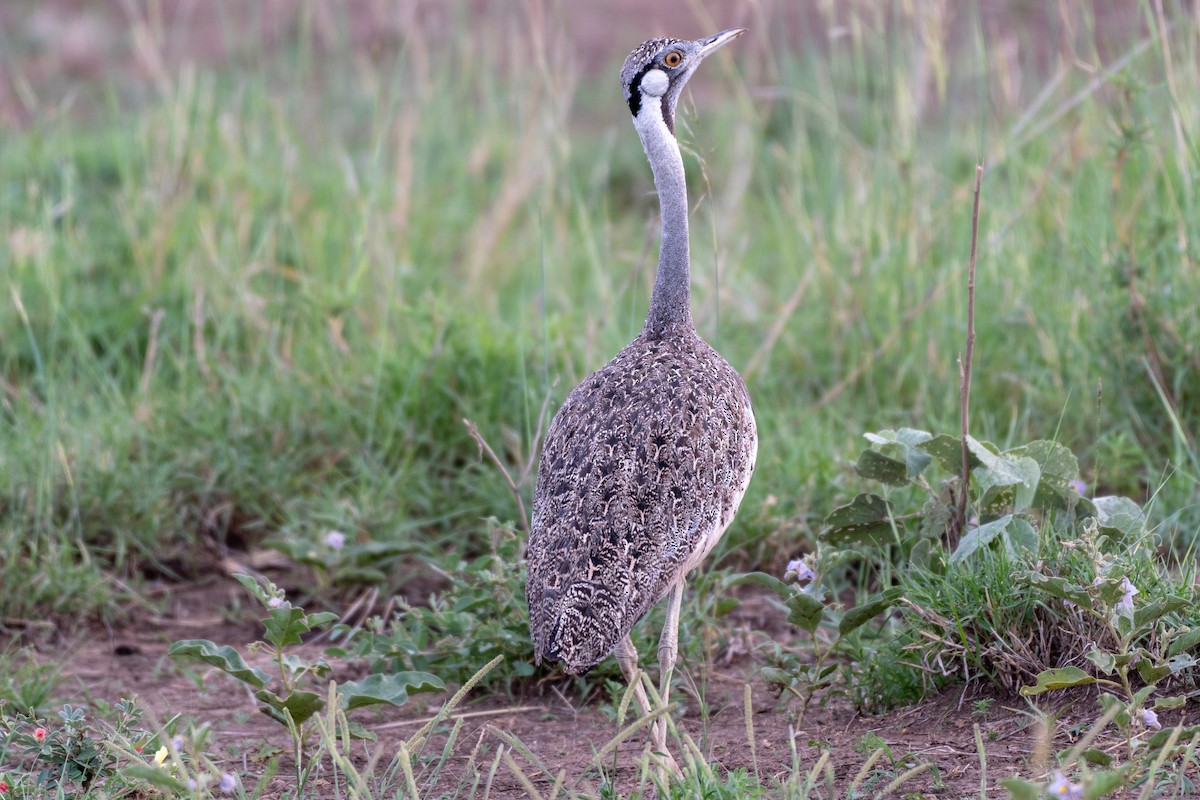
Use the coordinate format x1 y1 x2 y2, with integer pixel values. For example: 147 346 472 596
1015 572 1092 609
168 640 269 689
964 436 1003 467
1136 660 1171 684
1019 667 1100 696
726 572 825 632
820 493 896 548
263 607 339 649
785 591 825 633
1167 653 1197 673
1096 692 1131 727
1086 648 1117 676
1153 695 1189 710
1168 627 1200 657
1135 683 1160 706
919 500 955 541
282 653 332 679
1133 596 1190 632
864 428 934 479
1079 748 1113 767
1091 577 1127 608
920 434 979 474
759 667 792 687
1085 767 1131 799
864 428 933 448
999 777 1040 800
1147 724 1200 749
256 688 325 726
1091 496 1145 539
339 672 445 711
854 449 909 486
1007 440 1079 509
346 720 377 741
726 571 794 600
839 588 903 635
121 764 190 793
1003 517 1038 558
823 493 891 527
972 452 1040 510
950 515 1014 564
234 573 272 602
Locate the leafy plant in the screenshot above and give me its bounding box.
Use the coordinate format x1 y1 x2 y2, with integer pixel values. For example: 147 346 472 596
327 519 541 692
0 699 165 796
168 574 444 794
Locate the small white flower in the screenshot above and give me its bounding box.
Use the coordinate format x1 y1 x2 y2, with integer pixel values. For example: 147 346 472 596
1142 708 1162 729
267 596 285 609
186 777 198 791
171 735 184 752
784 558 815 584
219 773 237 793
325 530 346 549
1048 771 1083 800
1118 577 1139 611
1069 479 1086 496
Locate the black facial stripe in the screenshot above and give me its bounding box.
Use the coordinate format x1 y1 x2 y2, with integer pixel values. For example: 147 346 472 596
627 63 653 116
661 95 674 134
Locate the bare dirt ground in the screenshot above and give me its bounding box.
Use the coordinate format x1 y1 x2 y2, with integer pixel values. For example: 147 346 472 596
8 576 1162 799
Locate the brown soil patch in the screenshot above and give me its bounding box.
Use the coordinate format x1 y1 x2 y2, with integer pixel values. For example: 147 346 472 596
7 577 1186 799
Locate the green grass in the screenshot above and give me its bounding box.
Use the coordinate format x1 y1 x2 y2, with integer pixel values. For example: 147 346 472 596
5 2 1198 622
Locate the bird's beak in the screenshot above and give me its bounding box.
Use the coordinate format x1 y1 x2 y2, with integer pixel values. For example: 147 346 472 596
693 28 747 61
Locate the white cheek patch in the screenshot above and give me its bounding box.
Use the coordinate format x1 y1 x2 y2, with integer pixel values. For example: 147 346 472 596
640 68 669 98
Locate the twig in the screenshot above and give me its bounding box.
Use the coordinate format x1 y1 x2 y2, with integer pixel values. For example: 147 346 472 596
956 164 984 541
372 705 543 731
464 418 530 534
463 378 558 537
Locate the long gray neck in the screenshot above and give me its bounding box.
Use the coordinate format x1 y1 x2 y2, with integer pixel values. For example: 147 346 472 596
634 101 692 336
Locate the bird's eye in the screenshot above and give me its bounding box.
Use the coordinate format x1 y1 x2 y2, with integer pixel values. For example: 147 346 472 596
663 51 683 68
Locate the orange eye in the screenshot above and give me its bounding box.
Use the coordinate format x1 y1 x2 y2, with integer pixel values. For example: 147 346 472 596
663 51 683 68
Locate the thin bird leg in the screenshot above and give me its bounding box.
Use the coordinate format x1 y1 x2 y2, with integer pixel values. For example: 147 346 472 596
649 580 685 758
615 633 653 721
657 581 684 698
617 633 681 781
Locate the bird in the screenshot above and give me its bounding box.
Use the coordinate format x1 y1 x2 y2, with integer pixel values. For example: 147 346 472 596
526 28 756 769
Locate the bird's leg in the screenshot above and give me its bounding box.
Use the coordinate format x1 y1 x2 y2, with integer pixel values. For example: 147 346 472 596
616 633 681 783
657 581 684 701
614 633 653 721
649 581 685 761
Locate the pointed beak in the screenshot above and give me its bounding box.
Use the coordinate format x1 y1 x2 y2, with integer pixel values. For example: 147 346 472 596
693 28 747 61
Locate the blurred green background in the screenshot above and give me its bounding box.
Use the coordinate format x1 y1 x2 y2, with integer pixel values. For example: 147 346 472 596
1 0 1197 620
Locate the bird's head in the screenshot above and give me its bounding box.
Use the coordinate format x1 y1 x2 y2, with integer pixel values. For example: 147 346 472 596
620 28 746 135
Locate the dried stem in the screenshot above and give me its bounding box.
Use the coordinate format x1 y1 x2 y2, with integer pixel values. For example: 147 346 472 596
463 378 558 536
956 164 984 540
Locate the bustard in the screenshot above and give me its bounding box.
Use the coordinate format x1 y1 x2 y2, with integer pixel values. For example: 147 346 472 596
527 29 756 765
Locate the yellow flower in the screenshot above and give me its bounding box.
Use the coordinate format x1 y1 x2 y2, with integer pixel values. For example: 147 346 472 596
154 746 169 766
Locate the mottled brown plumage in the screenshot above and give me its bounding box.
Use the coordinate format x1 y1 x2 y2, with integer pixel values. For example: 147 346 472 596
526 27 753 776
528 328 756 673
